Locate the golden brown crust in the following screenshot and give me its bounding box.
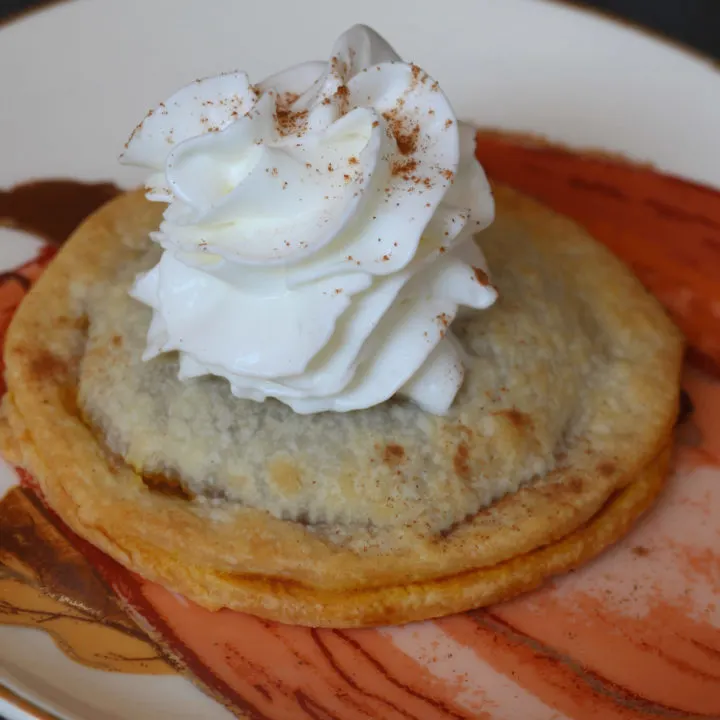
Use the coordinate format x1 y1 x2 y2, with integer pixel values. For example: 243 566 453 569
0 186 683 626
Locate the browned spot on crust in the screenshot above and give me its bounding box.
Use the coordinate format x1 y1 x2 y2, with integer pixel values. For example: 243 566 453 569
58 386 80 417
22 350 80 414
453 443 470 479
111 335 123 348
458 425 474 438
141 472 194 501
568 477 584 493
27 349 68 382
632 545 651 557
494 408 533 430
597 461 616 477
383 443 406 467
473 267 490 285
222 571 311 594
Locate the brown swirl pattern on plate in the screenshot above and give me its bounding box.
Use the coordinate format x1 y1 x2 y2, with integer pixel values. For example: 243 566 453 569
0 485 172 675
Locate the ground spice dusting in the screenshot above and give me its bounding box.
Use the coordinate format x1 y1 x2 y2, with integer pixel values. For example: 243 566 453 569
436 312 450 327
453 443 470 479
382 109 420 156
409 175 432 189
281 91 300 106
390 158 418 179
495 408 533 430
383 444 406 466
276 107 309 135
441 169 455 181
473 267 490 285
396 124 420 155
409 63 429 89
348 156 359 165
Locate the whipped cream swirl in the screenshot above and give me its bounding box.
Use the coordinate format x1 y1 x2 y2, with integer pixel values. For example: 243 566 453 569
121 25 497 414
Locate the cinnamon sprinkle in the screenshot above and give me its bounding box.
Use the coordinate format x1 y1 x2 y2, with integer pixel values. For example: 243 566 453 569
436 312 451 327
390 158 418 179
473 267 490 285
382 109 420 156
275 106 308 135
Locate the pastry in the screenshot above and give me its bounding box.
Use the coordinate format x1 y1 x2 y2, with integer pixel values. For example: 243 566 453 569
0 26 682 627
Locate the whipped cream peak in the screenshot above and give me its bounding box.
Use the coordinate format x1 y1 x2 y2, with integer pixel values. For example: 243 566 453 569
121 25 498 415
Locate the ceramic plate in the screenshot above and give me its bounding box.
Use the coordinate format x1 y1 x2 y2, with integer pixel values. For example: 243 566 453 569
1 1 719 719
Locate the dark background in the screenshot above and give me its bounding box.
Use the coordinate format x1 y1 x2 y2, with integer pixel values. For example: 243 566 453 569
1 0 720 60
